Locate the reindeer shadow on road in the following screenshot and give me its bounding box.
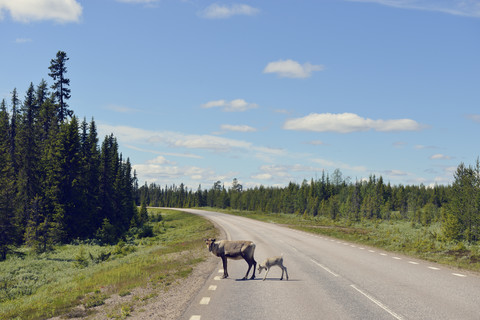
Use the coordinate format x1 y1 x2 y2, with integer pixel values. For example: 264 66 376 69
234 278 300 282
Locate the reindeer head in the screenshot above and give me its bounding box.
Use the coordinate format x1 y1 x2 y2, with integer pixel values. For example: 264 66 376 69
257 263 266 274
204 238 216 252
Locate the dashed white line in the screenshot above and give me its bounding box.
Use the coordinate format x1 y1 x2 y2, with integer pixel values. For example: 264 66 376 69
213 276 221 281
452 273 467 277
351 285 404 320
408 261 419 265
199 297 211 305
428 267 440 270
380 253 387 256
393 257 401 260
189 316 201 320
311 259 339 277
369 250 375 253
208 285 217 290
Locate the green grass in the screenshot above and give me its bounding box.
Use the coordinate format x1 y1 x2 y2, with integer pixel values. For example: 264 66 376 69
208 208 480 272
0 208 218 320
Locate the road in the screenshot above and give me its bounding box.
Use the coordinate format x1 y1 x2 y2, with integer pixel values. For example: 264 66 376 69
179 209 480 320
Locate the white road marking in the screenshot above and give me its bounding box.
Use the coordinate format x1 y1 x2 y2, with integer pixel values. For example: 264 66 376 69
311 259 339 277
408 261 419 265
393 257 401 260
190 316 201 320
200 297 211 305
452 273 467 277
218 269 223 273
351 285 404 320
380 253 387 256
359 247 365 250
208 285 217 290
213 276 222 281
428 267 440 270
369 250 375 253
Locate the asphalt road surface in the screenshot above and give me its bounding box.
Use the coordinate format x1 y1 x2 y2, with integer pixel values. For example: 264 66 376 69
179 209 480 320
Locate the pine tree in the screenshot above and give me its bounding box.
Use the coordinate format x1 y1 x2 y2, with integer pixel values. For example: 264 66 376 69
48 51 72 122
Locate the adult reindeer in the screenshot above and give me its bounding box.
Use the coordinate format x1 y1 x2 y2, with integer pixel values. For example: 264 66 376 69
204 238 257 280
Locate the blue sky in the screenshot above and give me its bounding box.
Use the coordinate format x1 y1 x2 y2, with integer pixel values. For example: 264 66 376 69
1 0 479 190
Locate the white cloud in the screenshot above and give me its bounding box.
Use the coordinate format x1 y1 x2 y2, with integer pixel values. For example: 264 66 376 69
263 59 324 78
15 37 32 43
284 112 423 133
415 144 437 150
170 134 251 151
308 140 327 146
311 158 368 172
199 3 260 19
221 124 257 132
346 0 480 18
393 141 407 148
117 0 159 3
133 163 215 184
251 173 273 180
0 0 82 23
201 99 259 112
430 153 452 160
105 104 140 113
99 123 253 152
146 156 174 165
252 163 323 182
125 144 203 159
466 114 480 123
383 169 408 176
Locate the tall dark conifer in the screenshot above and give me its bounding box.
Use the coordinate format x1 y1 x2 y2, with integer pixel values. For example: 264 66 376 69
0 100 16 259
10 88 20 176
57 117 82 240
48 51 72 122
16 83 41 237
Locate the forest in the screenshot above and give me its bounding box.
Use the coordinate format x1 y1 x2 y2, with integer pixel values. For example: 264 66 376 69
137 164 480 244
0 51 140 260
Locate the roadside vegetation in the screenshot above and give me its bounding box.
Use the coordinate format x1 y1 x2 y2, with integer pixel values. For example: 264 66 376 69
0 208 218 320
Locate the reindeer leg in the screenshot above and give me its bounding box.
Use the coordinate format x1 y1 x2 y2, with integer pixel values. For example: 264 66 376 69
280 266 284 280
250 258 256 280
244 260 252 280
284 266 289 280
221 256 228 278
263 267 269 281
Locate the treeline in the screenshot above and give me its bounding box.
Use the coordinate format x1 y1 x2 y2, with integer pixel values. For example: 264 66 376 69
0 51 138 260
138 167 480 243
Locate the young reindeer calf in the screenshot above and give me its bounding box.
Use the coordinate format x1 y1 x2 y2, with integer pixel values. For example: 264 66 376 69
258 255 289 281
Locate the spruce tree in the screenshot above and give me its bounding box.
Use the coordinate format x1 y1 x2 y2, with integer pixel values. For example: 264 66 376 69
0 100 17 259
48 51 72 122
16 83 41 236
